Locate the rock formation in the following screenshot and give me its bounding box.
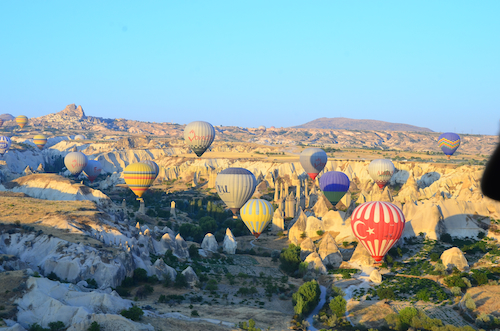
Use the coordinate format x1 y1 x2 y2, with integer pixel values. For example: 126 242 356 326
318 233 343 268
181 266 199 288
201 233 218 252
300 237 316 261
223 228 237 254
349 243 375 267
304 252 327 274
441 247 469 271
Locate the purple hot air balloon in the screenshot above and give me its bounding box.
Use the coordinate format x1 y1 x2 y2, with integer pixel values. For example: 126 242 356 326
319 171 350 206
438 132 460 159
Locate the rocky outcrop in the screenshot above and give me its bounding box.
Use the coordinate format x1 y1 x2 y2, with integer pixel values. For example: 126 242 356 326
271 208 285 232
402 202 443 240
15 277 155 330
369 269 382 283
201 233 218 252
223 228 237 255
181 266 199 288
312 194 331 218
349 243 375 267
322 210 356 245
318 233 343 268
175 234 189 258
151 258 177 281
305 216 323 237
300 237 316 261
304 252 327 274
288 209 308 242
441 247 468 271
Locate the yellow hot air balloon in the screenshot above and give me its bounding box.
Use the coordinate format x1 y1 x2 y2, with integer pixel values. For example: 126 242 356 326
240 199 274 239
123 162 155 200
16 115 28 129
33 134 48 150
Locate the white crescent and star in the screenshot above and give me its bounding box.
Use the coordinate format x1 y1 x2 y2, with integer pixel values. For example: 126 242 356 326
353 220 367 239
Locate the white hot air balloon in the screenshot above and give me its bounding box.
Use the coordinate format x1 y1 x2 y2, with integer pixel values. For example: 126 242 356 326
216 168 257 216
368 159 395 189
300 147 328 180
184 121 215 157
0 136 12 156
64 152 88 176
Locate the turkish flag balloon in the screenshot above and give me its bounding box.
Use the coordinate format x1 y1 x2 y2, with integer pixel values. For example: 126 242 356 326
351 201 405 262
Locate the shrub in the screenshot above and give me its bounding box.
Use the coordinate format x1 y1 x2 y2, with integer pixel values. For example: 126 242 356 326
465 298 476 310
120 305 144 321
48 321 65 331
87 321 101 331
316 230 324 236
279 244 302 276
430 252 440 262
174 273 188 288
133 268 148 283
329 295 347 318
206 279 218 292
377 288 395 300
188 244 200 258
441 233 452 243
191 310 199 317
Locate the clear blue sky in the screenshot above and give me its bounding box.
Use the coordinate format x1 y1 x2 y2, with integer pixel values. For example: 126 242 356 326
1 1 499 134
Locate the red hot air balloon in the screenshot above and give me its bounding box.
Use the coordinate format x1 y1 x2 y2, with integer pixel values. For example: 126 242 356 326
350 201 405 263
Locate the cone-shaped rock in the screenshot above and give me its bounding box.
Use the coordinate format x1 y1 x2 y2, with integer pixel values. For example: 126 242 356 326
271 208 284 232
318 233 343 268
313 194 331 218
201 233 218 252
304 252 327 274
441 247 468 271
300 237 316 261
349 242 375 267
181 266 199 288
223 228 237 255
288 210 308 242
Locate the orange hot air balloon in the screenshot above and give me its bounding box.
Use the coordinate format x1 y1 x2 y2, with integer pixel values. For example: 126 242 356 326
16 115 28 129
123 162 156 200
33 134 48 150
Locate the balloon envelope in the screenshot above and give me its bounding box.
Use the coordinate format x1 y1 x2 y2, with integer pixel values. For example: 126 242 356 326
83 160 102 183
184 121 215 157
438 132 460 157
142 160 159 180
33 134 48 150
368 159 395 189
319 171 350 205
258 125 266 133
216 168 257 215
16 115 28 129
300 148 328 180
64 152 88 176
240 199 274 238
123 162 155 198
351 201 405 262
74 135 86 140
0 136 11 156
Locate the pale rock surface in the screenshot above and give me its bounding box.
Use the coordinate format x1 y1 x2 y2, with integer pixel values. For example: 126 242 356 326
181 266 199 287
300 237 316 261
369 269 382 284
304 252 327 274
349 243 375 267
0 324 26 331
0 174 110 204
439 199 489 238
288 210 308 243
322 210 356 245
441 247 469 271
312 194 331 218
402 201 444 240
318 233 343 268
287 208 307 230
150 258 177 281
305 216 323 237
175 234 189 258
271 208 285 232
223 228 237 254
15 277 155 330
201 233 218 252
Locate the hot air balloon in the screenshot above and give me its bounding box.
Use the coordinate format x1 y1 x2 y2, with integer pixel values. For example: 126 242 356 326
319 171 350 206
33 134 48 150
351 201 405 263
83 160 102 183
438 132 460 159
123 162 156 200
300 148 328 180
0 119 4 127
216 168 257 215
142 160 159 180
16 115 28 129
240 199 274 239
64 152 88 176
368 159 395 189
184 121 215 157
0 136 11 156
74 134 86 140
258 125 266 133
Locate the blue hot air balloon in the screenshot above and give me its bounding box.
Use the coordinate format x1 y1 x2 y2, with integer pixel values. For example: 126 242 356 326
438 132 460 159
319 171 350 206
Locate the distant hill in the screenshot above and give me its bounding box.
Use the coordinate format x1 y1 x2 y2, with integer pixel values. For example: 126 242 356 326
0 114 15 121
294 117 433 132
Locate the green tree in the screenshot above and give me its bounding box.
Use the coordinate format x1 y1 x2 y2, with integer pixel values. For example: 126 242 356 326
292 280 320 318
133 268 148 282
398 307 418 328
87 321 101 331
199 216 217 234
120 305 144 321
279 244 301 275
175 273 188 288
329 295 347 317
